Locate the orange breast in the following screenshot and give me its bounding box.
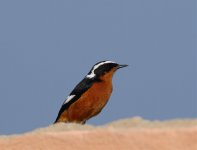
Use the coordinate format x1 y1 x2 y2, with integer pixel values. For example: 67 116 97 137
67 68 116 123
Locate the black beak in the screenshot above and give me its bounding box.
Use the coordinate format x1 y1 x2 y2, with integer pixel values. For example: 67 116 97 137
117 64 128 69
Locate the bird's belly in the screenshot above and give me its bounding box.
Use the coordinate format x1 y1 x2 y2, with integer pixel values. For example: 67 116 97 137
67 82 112 123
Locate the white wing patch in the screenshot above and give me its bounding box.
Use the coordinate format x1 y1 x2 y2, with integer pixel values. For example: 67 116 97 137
64 95 75 104
86 60 115 79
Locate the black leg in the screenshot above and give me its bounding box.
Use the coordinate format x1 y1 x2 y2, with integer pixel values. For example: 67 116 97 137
82 120 86 125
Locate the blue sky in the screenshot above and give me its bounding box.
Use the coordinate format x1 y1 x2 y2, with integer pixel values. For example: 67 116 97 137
0 0 196 135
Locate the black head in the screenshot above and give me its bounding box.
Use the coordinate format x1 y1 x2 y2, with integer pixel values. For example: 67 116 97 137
86 60 128 79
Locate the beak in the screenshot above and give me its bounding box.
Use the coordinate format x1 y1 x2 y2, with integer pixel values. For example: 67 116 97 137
117 64 128 69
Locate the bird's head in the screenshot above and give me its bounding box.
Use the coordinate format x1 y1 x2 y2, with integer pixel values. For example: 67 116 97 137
86 60 128 81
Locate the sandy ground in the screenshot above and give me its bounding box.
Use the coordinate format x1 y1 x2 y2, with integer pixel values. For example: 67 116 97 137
0 117 197 150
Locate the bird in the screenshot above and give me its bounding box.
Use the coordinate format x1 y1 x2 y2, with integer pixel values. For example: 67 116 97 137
54 60 128 124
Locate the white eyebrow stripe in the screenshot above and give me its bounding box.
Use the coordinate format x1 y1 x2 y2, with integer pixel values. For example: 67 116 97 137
86 61 116 78
64 95 75 104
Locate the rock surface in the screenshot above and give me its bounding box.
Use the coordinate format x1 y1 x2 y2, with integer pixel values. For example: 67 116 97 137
0 117 197 150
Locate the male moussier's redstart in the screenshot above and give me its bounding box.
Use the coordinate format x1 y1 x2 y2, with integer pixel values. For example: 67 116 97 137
54 60 128 124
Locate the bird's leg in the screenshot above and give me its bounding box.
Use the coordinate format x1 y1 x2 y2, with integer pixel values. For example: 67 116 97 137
81 120 86 125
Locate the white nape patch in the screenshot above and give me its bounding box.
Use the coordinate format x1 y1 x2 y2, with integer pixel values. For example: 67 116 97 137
86 60 116 79
64 95 75 104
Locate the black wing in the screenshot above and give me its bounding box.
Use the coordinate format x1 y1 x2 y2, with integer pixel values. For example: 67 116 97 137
54 77 94 123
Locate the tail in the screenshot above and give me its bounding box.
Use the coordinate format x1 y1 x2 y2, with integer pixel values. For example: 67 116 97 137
53 115 59 124
54 108 69 124
54 115 69 124
53 117 59 124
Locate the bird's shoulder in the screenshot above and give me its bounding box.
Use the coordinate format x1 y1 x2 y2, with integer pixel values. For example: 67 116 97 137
70 77 95 95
